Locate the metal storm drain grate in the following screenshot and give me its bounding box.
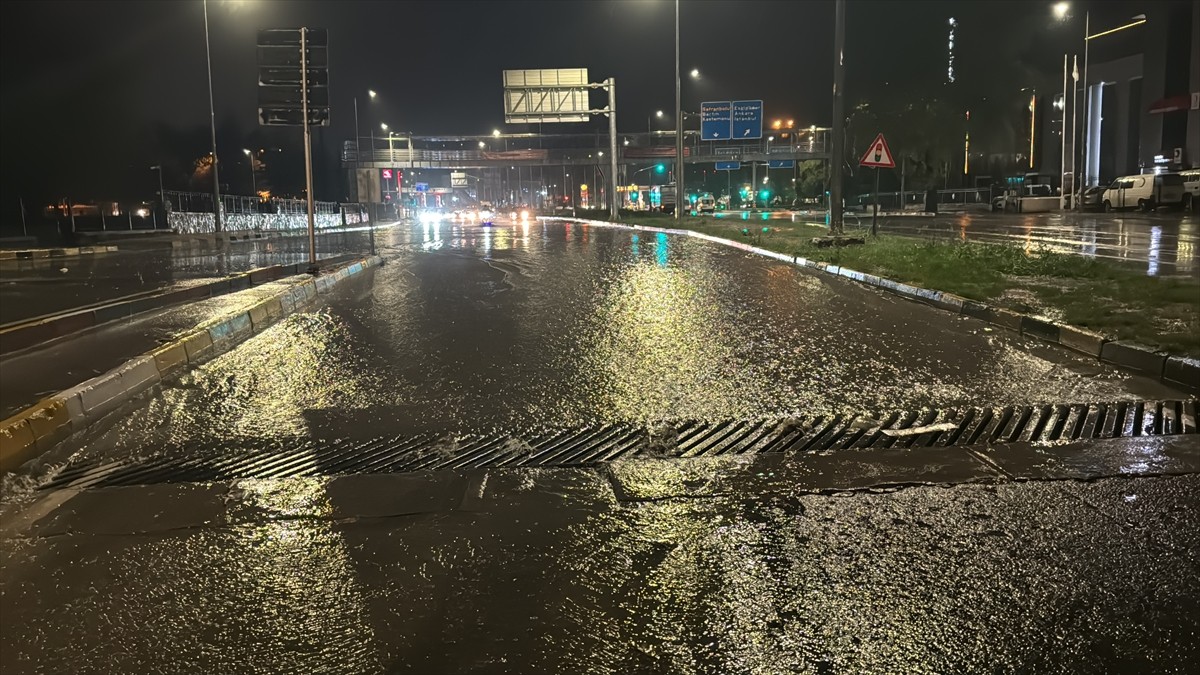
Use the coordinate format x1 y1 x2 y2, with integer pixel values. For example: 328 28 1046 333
41 400 1197 490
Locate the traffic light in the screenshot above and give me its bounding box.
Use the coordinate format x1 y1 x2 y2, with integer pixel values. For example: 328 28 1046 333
759 189 770 201
655 164 665 174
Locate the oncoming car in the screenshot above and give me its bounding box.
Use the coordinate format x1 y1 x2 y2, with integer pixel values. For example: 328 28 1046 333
479 208 495 226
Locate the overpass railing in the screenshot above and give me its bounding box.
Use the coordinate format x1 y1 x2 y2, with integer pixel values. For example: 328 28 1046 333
342 129 829 165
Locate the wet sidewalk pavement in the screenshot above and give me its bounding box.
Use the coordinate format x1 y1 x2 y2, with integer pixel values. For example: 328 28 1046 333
2 435 1198 673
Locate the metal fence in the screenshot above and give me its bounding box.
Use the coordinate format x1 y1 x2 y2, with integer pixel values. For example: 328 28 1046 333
163 191 342 216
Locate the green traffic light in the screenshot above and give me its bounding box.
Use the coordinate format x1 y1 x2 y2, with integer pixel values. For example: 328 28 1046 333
655 164 665 173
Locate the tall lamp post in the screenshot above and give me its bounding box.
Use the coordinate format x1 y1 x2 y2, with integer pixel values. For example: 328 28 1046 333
352 90 377 202
202 0 221 233
150 165 165 229
673 0 682 221
1079 11 1147 190
242 149 257 201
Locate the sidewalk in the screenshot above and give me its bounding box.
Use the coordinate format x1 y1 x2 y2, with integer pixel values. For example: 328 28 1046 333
2 435 1197 672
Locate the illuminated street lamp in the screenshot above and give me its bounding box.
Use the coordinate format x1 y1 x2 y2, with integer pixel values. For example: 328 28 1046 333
648 109 664 134
690 68 700 79
242 148 257 198
1079 12 1146 189
202 0 222 232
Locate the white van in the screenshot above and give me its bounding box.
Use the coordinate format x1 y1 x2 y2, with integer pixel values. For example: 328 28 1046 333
696 194 716 213
1101 173 1185 211
1180 169 1200 212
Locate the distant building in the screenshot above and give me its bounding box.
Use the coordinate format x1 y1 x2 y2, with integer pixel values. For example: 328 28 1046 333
1080 0 1199 185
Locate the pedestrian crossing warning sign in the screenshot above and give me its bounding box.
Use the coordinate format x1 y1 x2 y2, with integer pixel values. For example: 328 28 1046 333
859 133 896 169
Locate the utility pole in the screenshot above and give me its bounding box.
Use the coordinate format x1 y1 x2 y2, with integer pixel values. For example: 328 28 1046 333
301 27 316 269
673 0 683 221
829 0 846 235
203 0 222 233
608 78 619 220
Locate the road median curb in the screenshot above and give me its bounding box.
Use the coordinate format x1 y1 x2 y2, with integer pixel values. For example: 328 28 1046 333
0 255 384 472
541 216 1196 394
0 245 117 261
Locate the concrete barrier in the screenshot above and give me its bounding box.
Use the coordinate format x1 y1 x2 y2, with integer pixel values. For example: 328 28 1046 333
1164 356 1200 390
1102 341 1167 377
1056 325 1107 358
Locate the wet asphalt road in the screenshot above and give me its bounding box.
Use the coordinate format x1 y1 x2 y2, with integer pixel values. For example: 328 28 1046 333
868 209 1200 277
0 230 379 325
3 219 1198 672
62 218 1185 466
2 449 1198 673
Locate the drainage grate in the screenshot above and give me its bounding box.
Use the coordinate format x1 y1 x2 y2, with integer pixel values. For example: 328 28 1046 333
41 400 1198 490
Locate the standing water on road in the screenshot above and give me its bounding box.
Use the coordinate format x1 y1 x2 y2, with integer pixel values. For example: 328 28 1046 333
64 219 1183 466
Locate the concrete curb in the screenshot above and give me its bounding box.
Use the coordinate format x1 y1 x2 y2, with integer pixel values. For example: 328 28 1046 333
0 254 384 472
0 245 117 261
540 216 1197 394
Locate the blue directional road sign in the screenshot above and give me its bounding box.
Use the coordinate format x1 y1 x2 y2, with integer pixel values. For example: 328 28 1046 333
700 101 732 141
415 182 429 193
715 161 741 170
732 100 763 139
767 159 795 169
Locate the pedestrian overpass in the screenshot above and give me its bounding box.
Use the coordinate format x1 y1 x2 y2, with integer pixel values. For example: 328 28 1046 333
342 129 830 170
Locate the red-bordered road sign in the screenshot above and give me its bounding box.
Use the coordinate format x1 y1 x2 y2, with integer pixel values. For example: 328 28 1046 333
859 133 896 169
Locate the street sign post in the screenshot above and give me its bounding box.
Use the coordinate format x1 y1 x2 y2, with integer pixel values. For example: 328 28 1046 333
732 100 764 139
858 132 896 236
715 161 741 170
257 27 329 268
701 101 732 140
503 68 619 220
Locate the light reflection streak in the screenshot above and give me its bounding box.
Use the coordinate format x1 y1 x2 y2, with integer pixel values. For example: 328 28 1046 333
226 477 381 668
1147 225 1161 276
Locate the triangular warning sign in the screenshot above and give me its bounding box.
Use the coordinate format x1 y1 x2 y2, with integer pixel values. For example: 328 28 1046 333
859 132 896 169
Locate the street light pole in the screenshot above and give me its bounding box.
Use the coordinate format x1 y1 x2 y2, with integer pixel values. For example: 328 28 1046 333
673 0 683 221
353 95 361 200
243 149 257 200
202 0 222 233
829 0 846 235
150 165 165 229
1079 12 1147 188
1060 54 1068 210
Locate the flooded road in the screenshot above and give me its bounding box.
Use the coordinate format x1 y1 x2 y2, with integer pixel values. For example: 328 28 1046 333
66 218 1184 465
4 219 1197 673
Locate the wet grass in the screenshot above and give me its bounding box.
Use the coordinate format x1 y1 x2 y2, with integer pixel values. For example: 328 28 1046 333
584 210 1200 357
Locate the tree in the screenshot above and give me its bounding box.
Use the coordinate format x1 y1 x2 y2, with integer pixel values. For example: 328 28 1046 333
846 96 964 192
189 154 216 192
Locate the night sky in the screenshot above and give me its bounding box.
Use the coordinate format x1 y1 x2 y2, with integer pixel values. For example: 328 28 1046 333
1 0 1157 209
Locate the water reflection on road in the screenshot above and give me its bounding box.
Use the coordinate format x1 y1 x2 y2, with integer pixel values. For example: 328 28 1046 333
71 219 1185 465
882 211 1199 277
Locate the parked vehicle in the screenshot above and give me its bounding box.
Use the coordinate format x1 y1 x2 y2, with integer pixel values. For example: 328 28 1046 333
1181 169 1200 212
1076 186 1106 211
1101 173 1185 211
991 184 1053 212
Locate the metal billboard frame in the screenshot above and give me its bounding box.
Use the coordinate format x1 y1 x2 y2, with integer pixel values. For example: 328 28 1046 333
502 68 619 219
